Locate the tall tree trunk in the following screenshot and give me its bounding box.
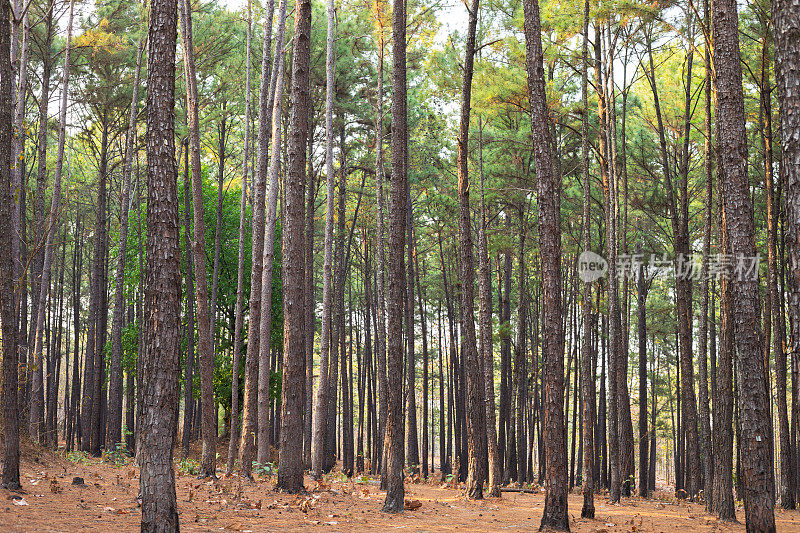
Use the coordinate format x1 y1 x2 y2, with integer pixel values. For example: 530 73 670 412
0 0 21 489
774 0 800 510
415 244 432 479
312 0 337 476
139 0 181 526
181 142 196 458
179 0 216 478
698 0 714 508
11 5 29 343
257 0 289 467
456 0 487 499
360 230 374 473
500 240 512 482
382 0 407 511
109 31 143 450
605 27 635 495
406 182 420 475
87 119 110 457
304 111 316 468
66 216 82 453
676 15 700 499
373 10 389 477
238 0 276 478
275 0 311 494
598 24 622 503
768 0 796 510
210 108 227 351
714 0 775 527
523 0 568 525
326 127 346 473
28 1 55 442
514 209 527 485
477 120 500 497
637 250 649 498
713 170 736 519
579 0 595 515
227 0 252 475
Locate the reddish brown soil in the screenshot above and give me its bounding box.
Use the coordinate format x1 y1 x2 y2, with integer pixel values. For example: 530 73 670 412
1 443 798 532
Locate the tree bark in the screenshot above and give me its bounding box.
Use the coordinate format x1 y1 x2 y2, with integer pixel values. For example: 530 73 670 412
1 0 21 490
676 15 699 499
580 0 595 515
456 0 487 499
179 0 216 478
477 120 501 497
304 110 316 468
637 252 649 498
382 0 407 511
373 13 389 477
406 182 420 475
139 0 181 526
28 0 55 442
181 141 196 458
714 0 776 527
227 0 252 475
698 0 714 508
523 0 568 526
257 0 289 467
238 0 276 478
773 0 800 511
109 30 143 450
598 23 621 504
275 0 311 494
312 0 337 477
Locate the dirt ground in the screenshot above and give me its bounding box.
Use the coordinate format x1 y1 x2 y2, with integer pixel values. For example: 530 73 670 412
1 443 799 532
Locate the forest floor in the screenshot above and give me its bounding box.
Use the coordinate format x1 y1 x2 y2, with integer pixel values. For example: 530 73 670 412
1 438 800 532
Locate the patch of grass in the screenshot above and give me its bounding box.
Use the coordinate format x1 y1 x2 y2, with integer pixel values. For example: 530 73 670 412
103 443 132 467
177 457 200 476
252 461 275 477
65 450 91 464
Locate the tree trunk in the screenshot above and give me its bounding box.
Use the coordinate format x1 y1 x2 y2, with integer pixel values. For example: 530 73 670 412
406 182 420 476
523 0 568 525
714 0 775 526
698 0 714 508
713 174 736 520
773 0 800 511
598 23 622 504
477 120 501 497
637 252 649 499
257 0 289 467
676 15 700 499
109 31 142 450
579 0 595 514
238 0 276 478
514 209 527 486
11 5 29 337
456 0 487 499
28 1 55 442
304 111 316 468
66 216 83 453
179 0 216 478
275 0 311 494
227 0 252 475
139 0 181 526
373 17 389 478
1 0 21 489
325 126 346 473
181 142 196 458
382 0 407 511
312 0 337 476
